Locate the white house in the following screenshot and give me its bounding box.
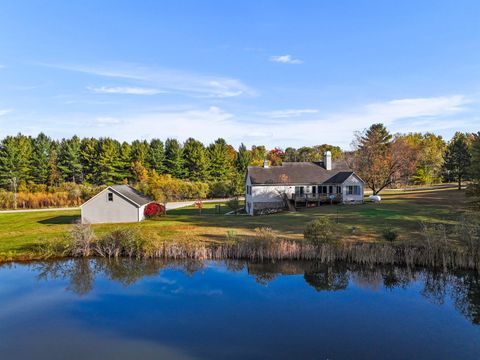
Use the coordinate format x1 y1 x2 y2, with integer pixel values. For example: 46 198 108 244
81 185 152 224
245 151 364 215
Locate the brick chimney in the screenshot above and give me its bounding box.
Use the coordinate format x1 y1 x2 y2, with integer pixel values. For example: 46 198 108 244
324 151 332 170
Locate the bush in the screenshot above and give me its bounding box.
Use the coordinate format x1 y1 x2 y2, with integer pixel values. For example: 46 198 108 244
67 222 95 257
208 181 233 198
226 197 241 214
95 228 145 258
382 227 398 242
252 227 277 250
144 202 165 217
303 217 335 244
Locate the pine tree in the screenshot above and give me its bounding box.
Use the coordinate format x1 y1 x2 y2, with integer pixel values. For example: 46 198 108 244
443 132 472 190
235 143 250 174
118 142 133 182
183 138 209 181
0 134 33 190
97 138 123 185
148 139 166 174
131 140 149 168
31 133 53 185
165 138 185 179
57 136 83 183
80 137 99 184
207 138 234 180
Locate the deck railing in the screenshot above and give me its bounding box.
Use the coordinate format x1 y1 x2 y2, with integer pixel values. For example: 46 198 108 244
290 193 342 202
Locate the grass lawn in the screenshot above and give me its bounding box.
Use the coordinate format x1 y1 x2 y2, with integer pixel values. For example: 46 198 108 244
0 186 473 261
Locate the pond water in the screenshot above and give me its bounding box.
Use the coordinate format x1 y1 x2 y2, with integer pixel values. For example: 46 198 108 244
0 259 479 360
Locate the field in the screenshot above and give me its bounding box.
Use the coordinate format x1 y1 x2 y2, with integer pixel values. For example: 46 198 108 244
0 186 473 261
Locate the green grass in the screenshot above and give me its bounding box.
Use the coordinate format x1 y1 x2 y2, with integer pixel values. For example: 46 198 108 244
0 187 472 261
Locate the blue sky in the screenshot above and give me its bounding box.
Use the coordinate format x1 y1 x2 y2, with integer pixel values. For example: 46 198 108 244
0 0 479 149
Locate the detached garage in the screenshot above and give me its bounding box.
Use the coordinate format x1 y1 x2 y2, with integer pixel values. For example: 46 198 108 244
81 185 152 224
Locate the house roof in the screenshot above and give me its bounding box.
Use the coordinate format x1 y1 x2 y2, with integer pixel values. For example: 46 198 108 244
247 161 358 185
109 185 152 207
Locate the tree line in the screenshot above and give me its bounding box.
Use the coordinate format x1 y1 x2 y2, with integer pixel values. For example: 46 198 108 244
0 125 478 207
350 124 480 196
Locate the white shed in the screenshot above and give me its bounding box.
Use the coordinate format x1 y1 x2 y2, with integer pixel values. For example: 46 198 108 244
81 185 152 224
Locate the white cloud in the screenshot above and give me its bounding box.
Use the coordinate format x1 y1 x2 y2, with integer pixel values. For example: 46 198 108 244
88 86 166 95
9 95 473 149
269 54 303 64
0 109 13 116
96 116 122 125
43 62 255 98
364 95 469 121
262 109 319 118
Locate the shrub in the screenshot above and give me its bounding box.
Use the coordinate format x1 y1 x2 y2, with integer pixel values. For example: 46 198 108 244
303 217 335 244
94 228 145 258
67 222 95 257
144 202 165 218
226 197 241 214
208 181 233 198
382 227 399 242
252 226 277 246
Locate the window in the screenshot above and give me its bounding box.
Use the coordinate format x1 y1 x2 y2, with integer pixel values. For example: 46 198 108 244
108 192 113 201
295 186 305 196
246 185 252 196
336 186 342 194
312 186 317 195
328 185 333 194
347 186 361 195
322 186 327 194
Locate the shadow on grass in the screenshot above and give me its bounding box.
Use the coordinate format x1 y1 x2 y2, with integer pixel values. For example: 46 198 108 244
39 215 79 225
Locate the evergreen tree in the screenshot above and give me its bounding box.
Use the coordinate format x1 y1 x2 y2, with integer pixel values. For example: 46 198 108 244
97 138 123 185
0 134 33 190
148 139 166 174
80 137 99 184
118 142 133 182
236 143 252 175
443 132 472 190
183 137 209 181
131 140 149 168
165 138 185 178
31 133 53 185
207 138 234 180
57 136 83 183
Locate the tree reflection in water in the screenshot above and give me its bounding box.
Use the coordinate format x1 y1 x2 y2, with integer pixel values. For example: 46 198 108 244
27 258 480 325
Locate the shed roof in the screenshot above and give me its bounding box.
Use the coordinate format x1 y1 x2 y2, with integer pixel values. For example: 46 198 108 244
247 161 357 185
109 185 152 207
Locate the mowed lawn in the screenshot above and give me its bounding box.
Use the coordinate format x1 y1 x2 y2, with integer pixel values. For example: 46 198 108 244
0 187 471 260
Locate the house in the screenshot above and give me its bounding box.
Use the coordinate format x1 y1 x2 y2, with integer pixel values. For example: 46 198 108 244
81 185 152 224
245 151 364 215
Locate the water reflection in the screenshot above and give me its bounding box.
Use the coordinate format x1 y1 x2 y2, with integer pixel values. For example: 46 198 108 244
3 258 480 325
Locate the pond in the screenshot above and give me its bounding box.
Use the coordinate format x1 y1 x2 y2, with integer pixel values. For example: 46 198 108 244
0 259 479 360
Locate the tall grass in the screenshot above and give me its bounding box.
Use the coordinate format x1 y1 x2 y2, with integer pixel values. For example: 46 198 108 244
32 217 480 272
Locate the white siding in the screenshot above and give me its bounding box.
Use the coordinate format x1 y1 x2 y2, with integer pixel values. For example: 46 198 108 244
341 174 364 203
251 185 294 202
81 189 142 224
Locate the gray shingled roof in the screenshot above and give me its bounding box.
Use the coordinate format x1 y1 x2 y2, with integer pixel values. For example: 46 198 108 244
248 161 355 185
109 185 152 207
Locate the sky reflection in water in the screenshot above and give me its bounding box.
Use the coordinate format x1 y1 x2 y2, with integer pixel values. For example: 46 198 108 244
0 259 479 360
